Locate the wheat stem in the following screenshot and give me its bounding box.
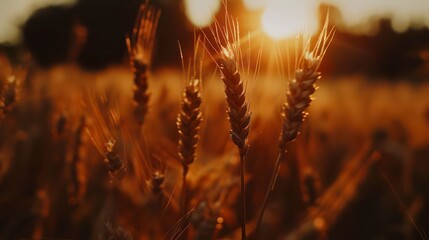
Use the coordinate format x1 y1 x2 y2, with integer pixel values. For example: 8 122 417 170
219 46 251 240
180 164 189 217
177 79 202 210
176 78 202 240
240 154 247 240
254 27 333 235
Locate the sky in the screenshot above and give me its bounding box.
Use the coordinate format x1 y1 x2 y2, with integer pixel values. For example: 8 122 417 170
324 0 429 34
0 0 74 44
1 0 429 43
203 0 429 37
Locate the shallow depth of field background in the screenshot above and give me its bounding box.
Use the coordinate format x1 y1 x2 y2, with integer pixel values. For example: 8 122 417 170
0 0 429 239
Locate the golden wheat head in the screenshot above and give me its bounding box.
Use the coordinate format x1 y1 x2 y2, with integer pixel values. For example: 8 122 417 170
279 22 335 152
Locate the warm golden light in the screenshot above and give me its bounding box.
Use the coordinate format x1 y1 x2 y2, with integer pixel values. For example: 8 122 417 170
184 0 221 27
243 0 429 36
243 0 268 10
0 0 74 43
326 0 429 34
261 0 319 40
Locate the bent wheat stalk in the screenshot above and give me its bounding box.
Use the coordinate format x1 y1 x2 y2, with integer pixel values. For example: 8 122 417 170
255 22 334 235
126 3 160 126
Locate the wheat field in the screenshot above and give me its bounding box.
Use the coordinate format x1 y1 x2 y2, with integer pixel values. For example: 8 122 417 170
0 2 429 240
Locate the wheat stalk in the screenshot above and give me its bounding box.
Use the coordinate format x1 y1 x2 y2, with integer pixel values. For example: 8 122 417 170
221 45 251 240
70 116 85 202
286 147 380 240
177 78 203 213
83 91 129 238
202 12 257 238
126 3 160 126
104 139 126 181
255 21 335 235
177 79 203 168
219 48 251 159
84 91 126 182
176 37 204 235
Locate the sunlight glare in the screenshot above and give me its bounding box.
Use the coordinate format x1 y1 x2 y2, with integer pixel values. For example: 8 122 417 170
243 0 268 10
184 0 221 27
261 0 319 40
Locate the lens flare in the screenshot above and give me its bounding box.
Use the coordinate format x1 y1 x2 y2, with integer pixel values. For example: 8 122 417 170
184 0 221 27
261 0 319 40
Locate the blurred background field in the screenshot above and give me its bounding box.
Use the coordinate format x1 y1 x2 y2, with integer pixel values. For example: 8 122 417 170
0 0 429 239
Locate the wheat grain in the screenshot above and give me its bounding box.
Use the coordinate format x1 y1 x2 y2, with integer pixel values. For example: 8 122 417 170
219 47 251 159
177 79 203 167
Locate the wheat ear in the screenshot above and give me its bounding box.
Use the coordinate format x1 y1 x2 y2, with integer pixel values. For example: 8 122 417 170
201 3 264 236
177 78 203 167
218 40 251 240
85 91 126 182
220 46 251 239
177 37 204 227
104 139 126 181
220 50 251 159
177 78 203 213
126 3 160 125
202 14 253 239
255 23 334 235
84 92 129 238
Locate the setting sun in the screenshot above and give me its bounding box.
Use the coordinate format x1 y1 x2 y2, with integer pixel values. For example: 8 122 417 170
261 0 319 40
243 0 267 10
184 0 221 27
